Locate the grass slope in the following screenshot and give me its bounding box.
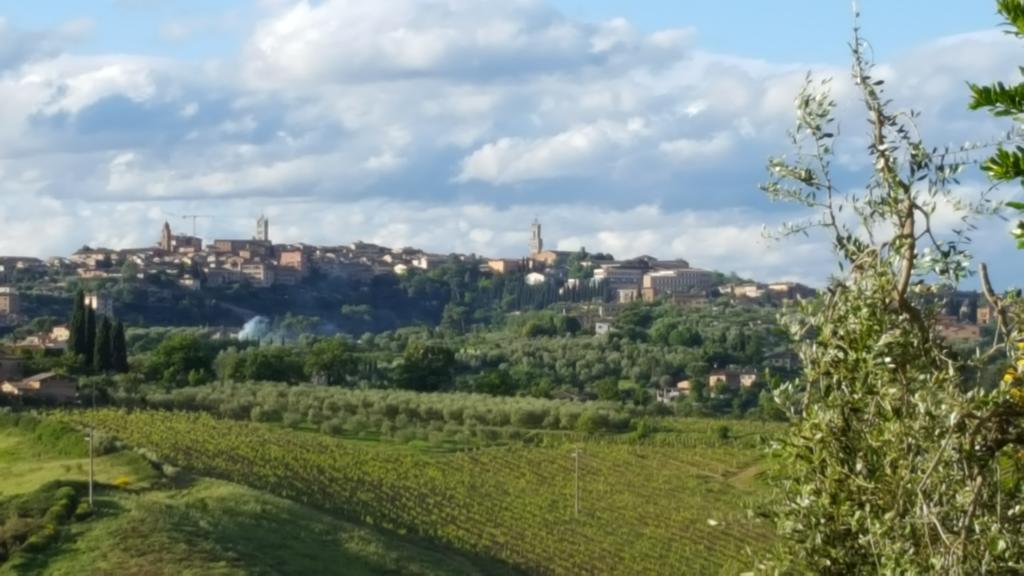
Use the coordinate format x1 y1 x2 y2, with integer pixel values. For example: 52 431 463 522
0 423 159 497
19 479 514 576
0 415 517 576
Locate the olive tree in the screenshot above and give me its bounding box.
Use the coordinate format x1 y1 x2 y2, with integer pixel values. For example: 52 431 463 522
971 0 1024 245
757 8 1024 574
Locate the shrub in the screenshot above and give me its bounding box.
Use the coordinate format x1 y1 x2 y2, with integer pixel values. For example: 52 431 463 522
512 408 546 429
319 419 345 436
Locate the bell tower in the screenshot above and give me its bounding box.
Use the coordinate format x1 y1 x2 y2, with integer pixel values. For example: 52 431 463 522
529 219 543 255
256 214 269 242
160 221 173 252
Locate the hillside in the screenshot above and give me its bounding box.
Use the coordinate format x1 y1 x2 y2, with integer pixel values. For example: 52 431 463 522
0 414 517 576
57 408 780 575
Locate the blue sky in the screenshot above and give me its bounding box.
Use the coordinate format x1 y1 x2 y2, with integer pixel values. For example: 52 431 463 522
555 1 1002 61
0 0 1021 286
4 1 1001 62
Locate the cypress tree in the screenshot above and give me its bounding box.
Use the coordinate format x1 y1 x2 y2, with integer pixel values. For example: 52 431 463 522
68 291 86 357
84 307 97 369
111 320 128 373
94 316 112 373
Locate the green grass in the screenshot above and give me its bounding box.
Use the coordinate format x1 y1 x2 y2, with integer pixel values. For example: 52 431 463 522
0 414 517 576
0 425 159 497
15 479 513 576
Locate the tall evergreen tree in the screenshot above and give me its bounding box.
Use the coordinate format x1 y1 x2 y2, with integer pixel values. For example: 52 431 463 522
68 290 86 357
111 320 128 373
84 307 97 369
94 316 112 373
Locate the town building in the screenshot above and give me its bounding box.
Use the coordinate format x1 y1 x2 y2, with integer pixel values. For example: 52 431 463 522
525 219 576 267
212 239 271 257
412 254 447 270
84 292 114 318
641 269 716 301
240 262 276 288
70 247 119 269
656 387 681 404
256 214 270 242
529 219 544 255
594 263 647 291
977 305 994 325
767 282 817 300
0 286 19 316
487 259 523 275
1 372 78 403
765 349 801 371
708 370 759 395
49 325 71 343
278 249 309 276
159 222 203 253
617 288 640 304
530 250 573 267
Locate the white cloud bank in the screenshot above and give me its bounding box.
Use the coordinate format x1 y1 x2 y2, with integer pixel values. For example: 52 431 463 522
0 1 1022 286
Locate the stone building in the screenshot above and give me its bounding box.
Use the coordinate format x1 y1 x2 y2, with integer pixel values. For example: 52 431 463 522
487 259 522 275
641 269 716 301
0 286 18 316
279 249 308 276
256 214 270 242
529 219 543 255
84 292 114 318
159 222 203 253
1 372 78 403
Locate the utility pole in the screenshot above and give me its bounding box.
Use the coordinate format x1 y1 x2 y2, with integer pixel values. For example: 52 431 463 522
573 447 581 516
89 381 95 507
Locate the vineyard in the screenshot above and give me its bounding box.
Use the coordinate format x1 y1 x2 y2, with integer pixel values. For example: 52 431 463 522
58 409 778 575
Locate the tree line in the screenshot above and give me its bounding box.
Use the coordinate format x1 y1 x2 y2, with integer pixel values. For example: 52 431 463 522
67 291 128 375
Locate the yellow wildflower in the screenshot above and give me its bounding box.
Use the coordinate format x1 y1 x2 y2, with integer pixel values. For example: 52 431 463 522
1003 367 1017 384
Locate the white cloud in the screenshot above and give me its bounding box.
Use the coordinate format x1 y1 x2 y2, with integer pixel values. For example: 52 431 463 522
179 101 199 118
40 61 158 115
659 133 734 164
242 0 692 88
457 118 650 184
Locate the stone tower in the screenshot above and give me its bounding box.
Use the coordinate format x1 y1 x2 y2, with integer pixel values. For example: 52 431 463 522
160 221 173 252
529 219 543 255
256 214 269 242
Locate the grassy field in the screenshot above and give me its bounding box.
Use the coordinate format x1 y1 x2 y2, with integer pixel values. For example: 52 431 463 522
0 434 158 499
58 409 780 575
0 415 516 576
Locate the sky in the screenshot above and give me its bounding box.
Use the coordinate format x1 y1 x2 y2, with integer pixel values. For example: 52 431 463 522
0 0 1021 287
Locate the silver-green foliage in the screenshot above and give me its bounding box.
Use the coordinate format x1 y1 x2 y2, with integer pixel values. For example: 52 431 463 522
757 16 1024 575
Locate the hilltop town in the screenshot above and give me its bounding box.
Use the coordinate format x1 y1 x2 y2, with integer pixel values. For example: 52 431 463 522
0 216 1000 355
0 216 821 326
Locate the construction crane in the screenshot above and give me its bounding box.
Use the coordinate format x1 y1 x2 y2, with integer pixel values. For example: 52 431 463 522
164 212 213 236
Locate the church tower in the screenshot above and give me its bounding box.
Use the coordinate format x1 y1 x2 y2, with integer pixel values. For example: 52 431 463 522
529 219 543 255
160 221 173 252
256 214 269 242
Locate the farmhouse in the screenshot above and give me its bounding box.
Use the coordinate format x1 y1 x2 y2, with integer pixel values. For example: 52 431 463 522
1 372 78 403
